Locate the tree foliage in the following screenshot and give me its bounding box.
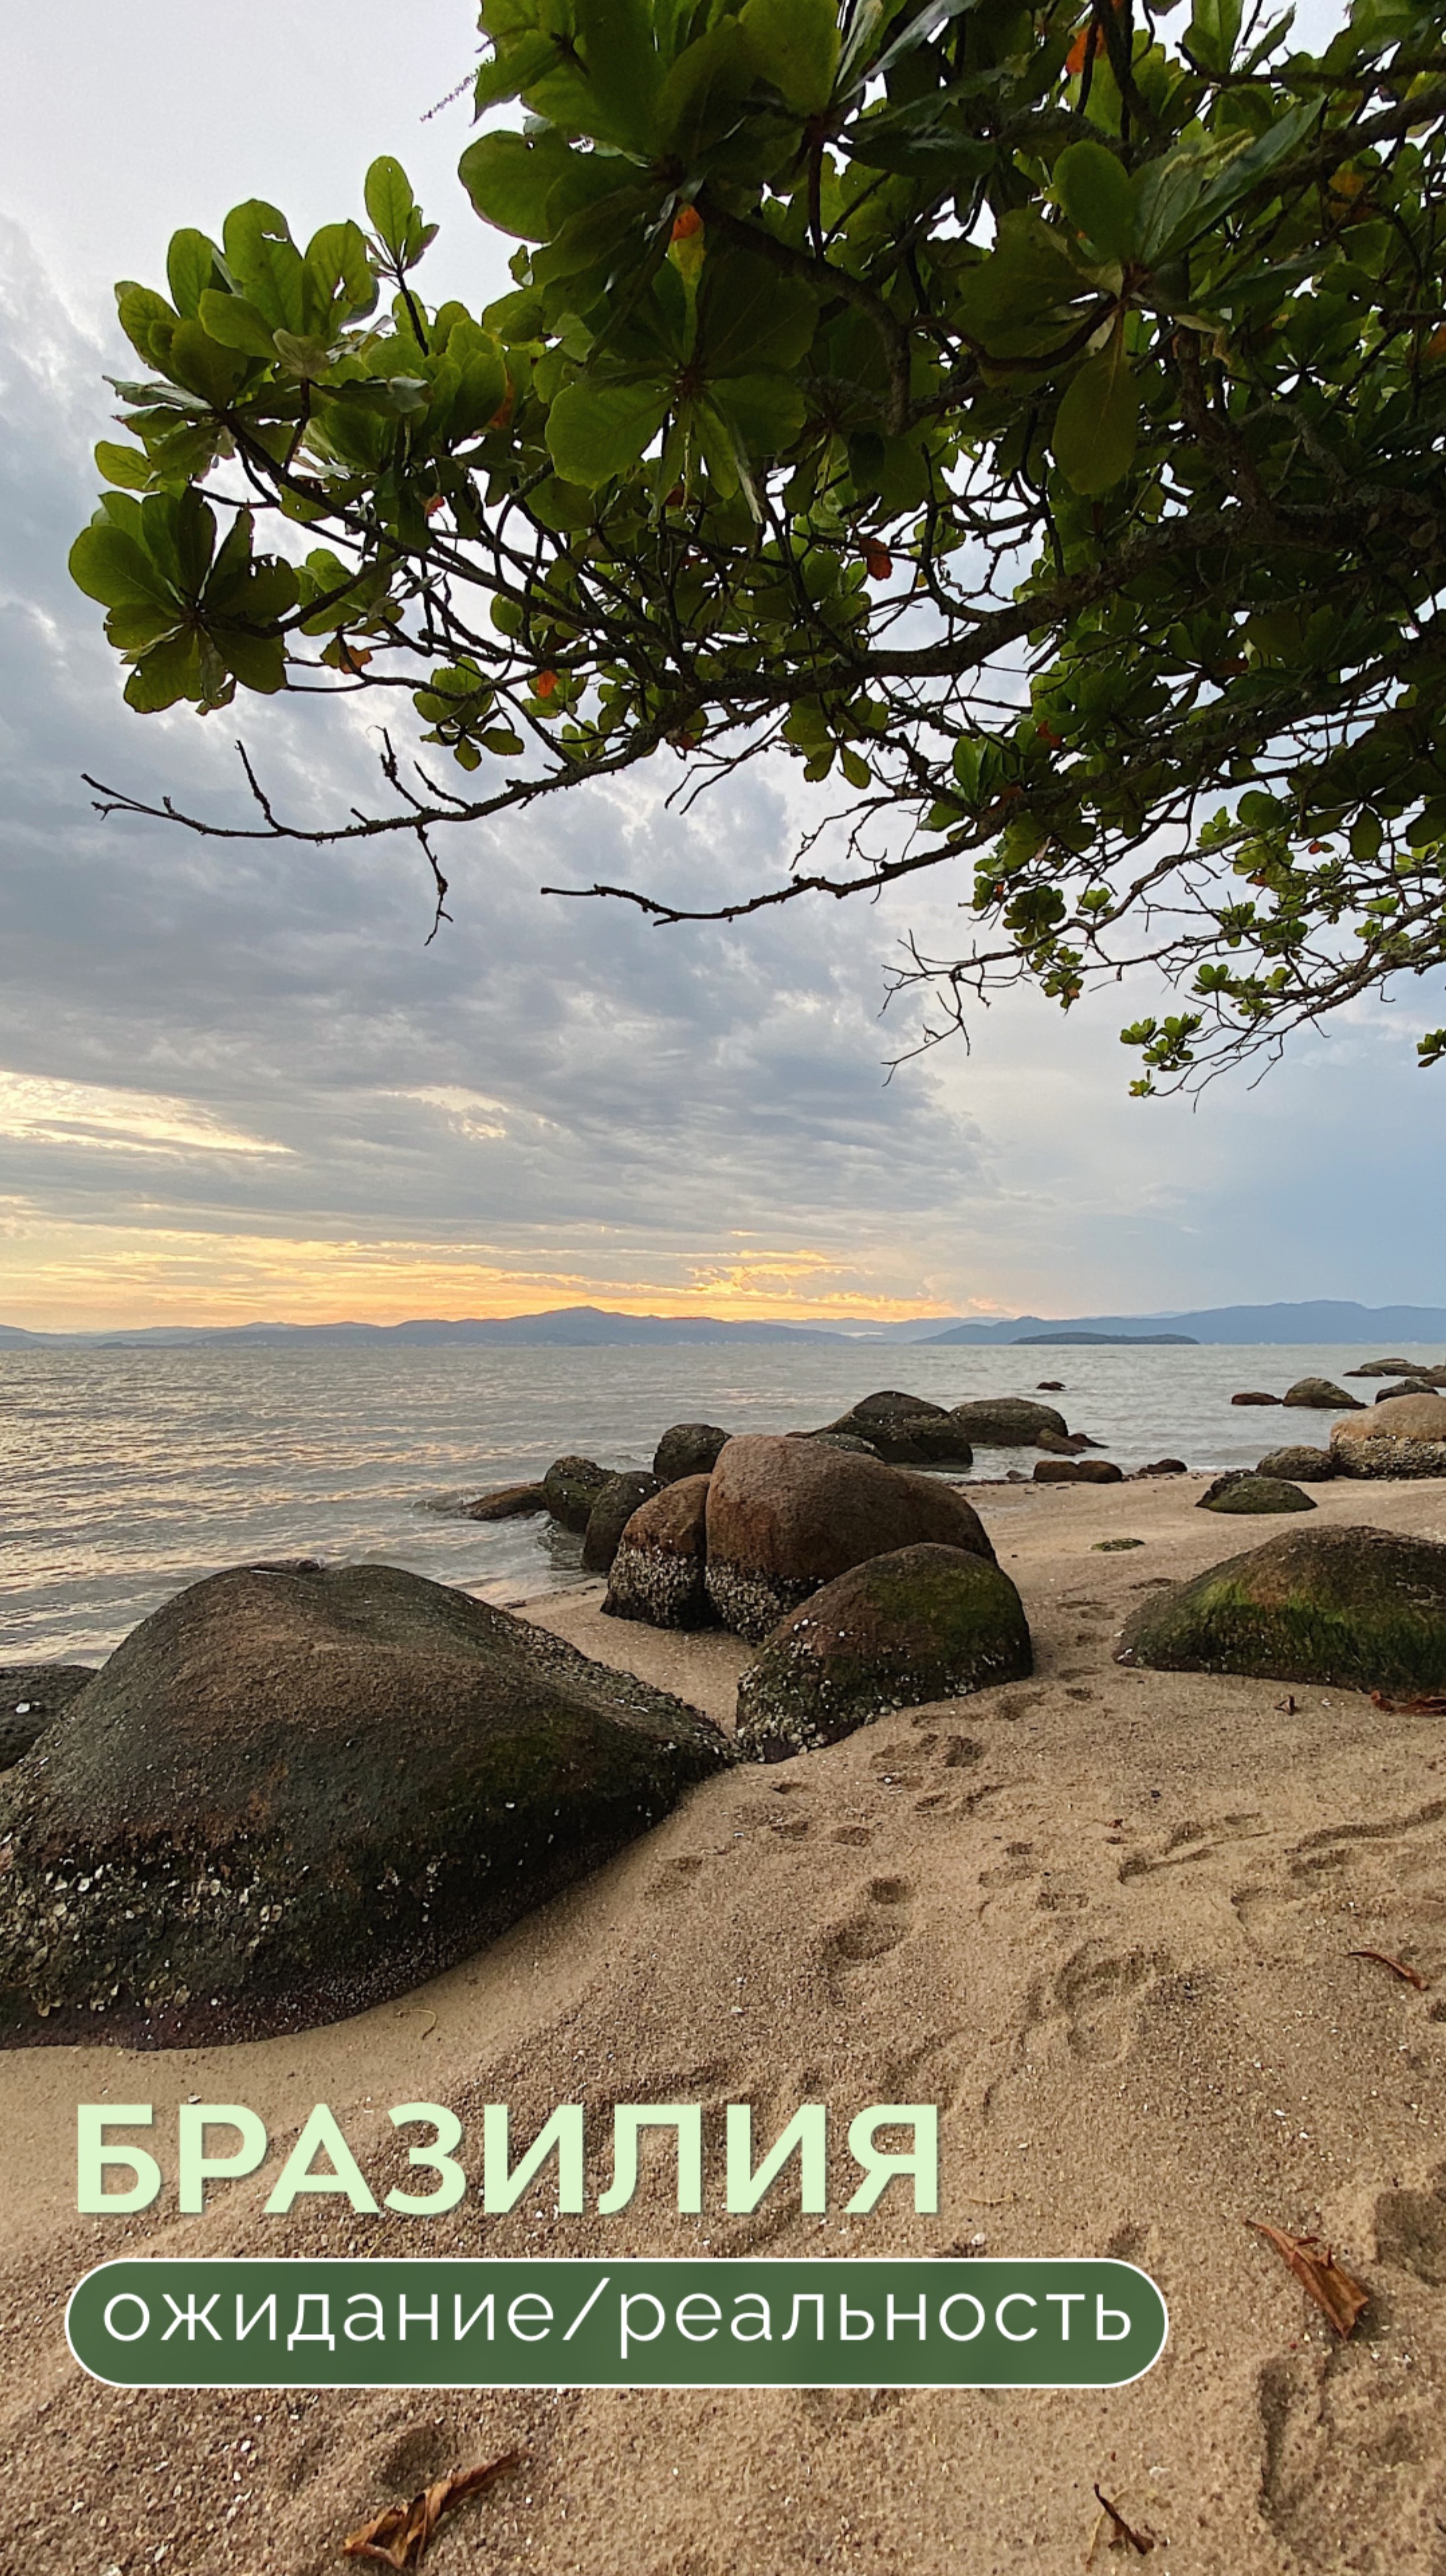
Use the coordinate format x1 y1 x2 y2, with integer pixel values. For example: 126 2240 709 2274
72 0 1446 1085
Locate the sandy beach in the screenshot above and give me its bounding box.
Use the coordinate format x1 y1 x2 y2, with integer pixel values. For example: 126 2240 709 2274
3 1467 1445 2573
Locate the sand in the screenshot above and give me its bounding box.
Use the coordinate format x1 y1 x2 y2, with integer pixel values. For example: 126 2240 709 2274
3 1469 1445 2573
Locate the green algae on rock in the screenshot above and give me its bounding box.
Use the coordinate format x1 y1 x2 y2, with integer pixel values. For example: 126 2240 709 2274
1115 1523 1446 1691
1200 1476 1317 1515
735 1543 1032 1759
0 1562 733 2049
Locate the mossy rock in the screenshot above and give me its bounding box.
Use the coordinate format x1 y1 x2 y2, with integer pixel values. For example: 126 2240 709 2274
542 1455 617 1532
1115 1523 1446 1690
1200 1476 1315 1515
810 1391 971 1466
1256 1446 1336 1483
653 1423 730 1484
736 1544 1032 1758
1283 1378 1361 1409
948 1397 1068 1447
0 1564 733 2048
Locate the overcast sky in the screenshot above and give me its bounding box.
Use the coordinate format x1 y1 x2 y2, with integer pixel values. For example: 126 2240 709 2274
1 0 1439 1334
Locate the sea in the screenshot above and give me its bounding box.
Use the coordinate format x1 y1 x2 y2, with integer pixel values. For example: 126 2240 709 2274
2 1340 1439 1665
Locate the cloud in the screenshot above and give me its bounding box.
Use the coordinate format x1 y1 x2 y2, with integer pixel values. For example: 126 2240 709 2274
0 1070 291 1158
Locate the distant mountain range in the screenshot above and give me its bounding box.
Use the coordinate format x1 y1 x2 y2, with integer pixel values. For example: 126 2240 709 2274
1 1297 1444 1350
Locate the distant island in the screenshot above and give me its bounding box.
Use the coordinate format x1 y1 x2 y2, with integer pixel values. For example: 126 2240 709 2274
0 1297 1443 1350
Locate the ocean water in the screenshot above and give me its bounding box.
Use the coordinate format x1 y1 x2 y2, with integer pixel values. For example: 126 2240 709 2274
2 1338 1439 1664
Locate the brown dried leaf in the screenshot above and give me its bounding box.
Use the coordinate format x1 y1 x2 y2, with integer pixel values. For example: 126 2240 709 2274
1247 2222 1368 2337
1369 1688 1446 1713
342 2450 524 2569
1349 1947 1428 1990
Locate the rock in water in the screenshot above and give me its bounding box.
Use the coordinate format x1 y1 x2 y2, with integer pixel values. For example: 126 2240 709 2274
0 1667 97 1772
604 1477 714 1629
808 1391 972 1466
1282 1378 1361 1409
735 1545 1032 1758
581 1472 661 1574
653 1423 730 1485
1376 1379 1435 1401
704 1436 995 1642
0 1563 733 2048
1332 1395 1446 1479
947 1397 1068 1447
1136 1458 1188 1477
1256 1446 1337 1482
458 1483 548 1521
1116 1523 1446 1690
1200 1475 1315 1514
541 1456 616 1532
1231 1391 1281 1406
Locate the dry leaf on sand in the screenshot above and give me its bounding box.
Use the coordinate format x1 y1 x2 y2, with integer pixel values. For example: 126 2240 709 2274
1089 2482 1156 2555
1348 1947 1428 1990
1369 1688 1446 1714
1247 2223 1368 2337
342 2449 524 2568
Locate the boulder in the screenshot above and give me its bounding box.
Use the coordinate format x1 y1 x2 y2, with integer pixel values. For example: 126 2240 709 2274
542 1456 616 1532
459 1483 548 1521
581 1472 662 1574
653 1423 730 1485
1136 1458 1188 1477
704 1436 995 1642
1116 1523 1446 1691
603 1477 714 1629
1198 1470 1252 1507
1036 1428 1095 1456
1346 1358 1434 1378
809 1391 972 1466
1231 1391 1281 1407
801 1431 882 1459
0 1667 97 1773
1332 1395 1446 1479
1283 1378 1361 1410
1036 1379 1065 1391
946 1397 1068 1447
1256 1445 1336 1482
735 1545 1032 1758
1376 1379 1435 1401
0 1563 732 2049
1199 1476 1315 1515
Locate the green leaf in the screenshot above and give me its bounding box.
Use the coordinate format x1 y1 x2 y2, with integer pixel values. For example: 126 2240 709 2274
473 29 559 113
1054 141 1135 261
459 129 587 240
166 320 251 408
70 521 174 611
950 212 1090 358
123 631 207 712
198 289 278 359
546 376 671 486
712 370 806 454
1186 0 1242 72
222 202 309 335
739 0 840 111
166 229 223 319
573 0 663 151
95 440 153 492
702 256 817 376
1051 339 1139 492
116 284 179 368
305 220 376 319
211 626 288 692
364 157 419 260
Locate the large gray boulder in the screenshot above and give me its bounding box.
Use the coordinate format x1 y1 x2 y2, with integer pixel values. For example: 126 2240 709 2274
653 1423 730 1485
1116 1523 1446 1691
0 1563 732 2049
736 1544 1032 1759
0 1667 97 1772
808 1391 972 1466
704 1435 996 1642
1332 1395 1446 1479
604 1477 714 1629
946 1397 1068 1447
1283 1378 1361 1410
581 1472 661 1574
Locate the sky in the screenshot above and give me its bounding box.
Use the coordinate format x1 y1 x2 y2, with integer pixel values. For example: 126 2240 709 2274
1 0 1441 1334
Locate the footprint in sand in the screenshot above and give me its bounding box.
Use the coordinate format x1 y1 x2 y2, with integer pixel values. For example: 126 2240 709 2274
820 1876 915 1991
1046 1939 1162 2062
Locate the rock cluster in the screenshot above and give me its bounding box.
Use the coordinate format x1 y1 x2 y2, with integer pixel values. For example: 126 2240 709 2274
1331 1394 1446 1479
